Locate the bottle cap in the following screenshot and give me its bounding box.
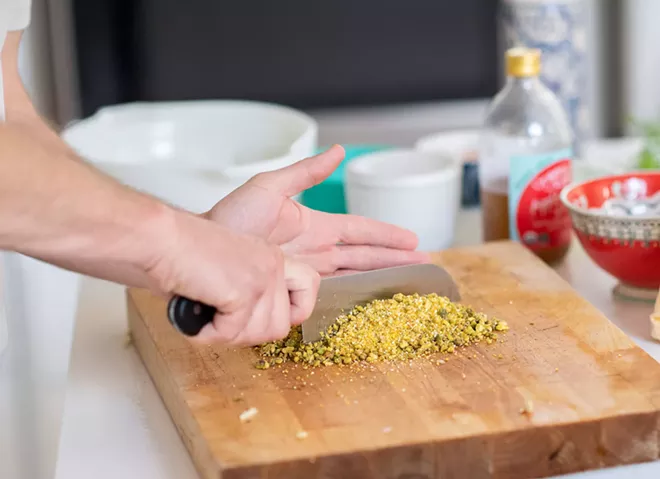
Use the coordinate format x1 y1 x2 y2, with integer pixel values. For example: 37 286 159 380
505 47 541 77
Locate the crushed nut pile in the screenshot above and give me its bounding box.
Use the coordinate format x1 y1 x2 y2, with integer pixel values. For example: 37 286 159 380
254 293 508 369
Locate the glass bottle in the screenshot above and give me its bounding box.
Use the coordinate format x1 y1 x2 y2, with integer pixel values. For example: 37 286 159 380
479 47 573 265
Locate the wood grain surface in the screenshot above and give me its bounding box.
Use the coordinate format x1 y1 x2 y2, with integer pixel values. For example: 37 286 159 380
128 241 660 479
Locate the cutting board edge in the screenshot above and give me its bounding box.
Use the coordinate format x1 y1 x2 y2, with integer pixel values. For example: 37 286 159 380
128 291 222 479
218 410 660 472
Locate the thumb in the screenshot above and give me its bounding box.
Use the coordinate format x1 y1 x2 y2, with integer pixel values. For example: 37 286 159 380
252 144 345 197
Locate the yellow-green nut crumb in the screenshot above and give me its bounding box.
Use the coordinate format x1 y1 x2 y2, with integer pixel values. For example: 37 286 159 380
495 321 509 331
255 359 270 370
253 293 509 368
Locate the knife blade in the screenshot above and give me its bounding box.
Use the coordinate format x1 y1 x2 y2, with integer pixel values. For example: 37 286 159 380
301 263 461 343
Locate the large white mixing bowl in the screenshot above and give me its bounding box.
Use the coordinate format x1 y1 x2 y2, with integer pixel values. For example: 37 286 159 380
62 100 318 212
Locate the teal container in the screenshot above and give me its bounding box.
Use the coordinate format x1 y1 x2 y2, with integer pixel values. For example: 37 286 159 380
300 144 391 213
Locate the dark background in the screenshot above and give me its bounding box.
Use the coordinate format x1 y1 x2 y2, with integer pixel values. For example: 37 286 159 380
72 0 500 118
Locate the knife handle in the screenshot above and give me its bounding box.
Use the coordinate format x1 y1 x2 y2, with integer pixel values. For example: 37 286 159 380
167 295 217 337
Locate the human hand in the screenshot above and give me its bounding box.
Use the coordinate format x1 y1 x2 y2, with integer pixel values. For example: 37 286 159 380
147 210 320 346
204 145 430 276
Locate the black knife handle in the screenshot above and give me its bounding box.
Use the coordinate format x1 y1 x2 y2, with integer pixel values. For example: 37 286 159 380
167 295 217 337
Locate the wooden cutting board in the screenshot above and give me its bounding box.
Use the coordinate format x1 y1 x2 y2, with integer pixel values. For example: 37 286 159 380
127 241 660 479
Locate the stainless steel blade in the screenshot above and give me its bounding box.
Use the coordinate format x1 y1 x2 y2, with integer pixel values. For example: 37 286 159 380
302 263 461 343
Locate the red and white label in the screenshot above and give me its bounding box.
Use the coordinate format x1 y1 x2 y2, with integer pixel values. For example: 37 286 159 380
515 158 572 250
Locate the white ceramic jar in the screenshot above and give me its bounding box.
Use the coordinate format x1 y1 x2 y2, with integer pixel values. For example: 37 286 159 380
345 149 461 252
415 129 480 207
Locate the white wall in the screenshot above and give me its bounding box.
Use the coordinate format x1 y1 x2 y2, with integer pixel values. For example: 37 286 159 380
19 0 80 126
585 0 605 139
621 0 660 134
17 0 55 121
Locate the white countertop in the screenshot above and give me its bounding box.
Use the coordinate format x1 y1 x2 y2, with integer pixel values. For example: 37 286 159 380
51 208 660 479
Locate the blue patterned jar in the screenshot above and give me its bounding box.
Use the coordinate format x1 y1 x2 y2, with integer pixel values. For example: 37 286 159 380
500 0 589 158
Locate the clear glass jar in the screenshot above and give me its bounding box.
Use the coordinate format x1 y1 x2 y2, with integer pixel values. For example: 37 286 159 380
479 47 574 265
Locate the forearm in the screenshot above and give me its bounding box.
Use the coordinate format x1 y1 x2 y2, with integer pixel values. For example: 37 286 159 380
8 104 72 156
0 122 173 288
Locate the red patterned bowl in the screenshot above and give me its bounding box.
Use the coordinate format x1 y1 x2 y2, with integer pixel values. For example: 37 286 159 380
560 172 660 300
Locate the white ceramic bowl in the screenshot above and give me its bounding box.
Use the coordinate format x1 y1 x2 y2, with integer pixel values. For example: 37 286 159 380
62 100 318 212
345 149 461 252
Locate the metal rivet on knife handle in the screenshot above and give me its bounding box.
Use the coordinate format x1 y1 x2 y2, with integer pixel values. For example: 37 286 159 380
167 295 217 336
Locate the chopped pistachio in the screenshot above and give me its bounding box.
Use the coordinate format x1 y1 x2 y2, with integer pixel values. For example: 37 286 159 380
255 359 270 370
495 321 509 331
253 293 509 368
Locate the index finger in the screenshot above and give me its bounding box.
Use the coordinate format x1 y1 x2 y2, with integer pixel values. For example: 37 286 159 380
329 213 419 250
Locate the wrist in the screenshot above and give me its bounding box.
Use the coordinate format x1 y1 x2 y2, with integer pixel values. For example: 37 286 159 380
125 195 182 279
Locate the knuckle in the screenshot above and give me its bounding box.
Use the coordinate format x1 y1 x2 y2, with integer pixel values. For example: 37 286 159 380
249 171 272 187
266 256 281 276
248 277 270 299
223 287 243 306
255 246 281 277
327 245 342 271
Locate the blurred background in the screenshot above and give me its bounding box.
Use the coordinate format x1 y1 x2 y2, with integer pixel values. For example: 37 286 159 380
21 0 653 145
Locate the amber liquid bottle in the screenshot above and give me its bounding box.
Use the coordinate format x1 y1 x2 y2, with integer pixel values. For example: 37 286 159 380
479 48 573 265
